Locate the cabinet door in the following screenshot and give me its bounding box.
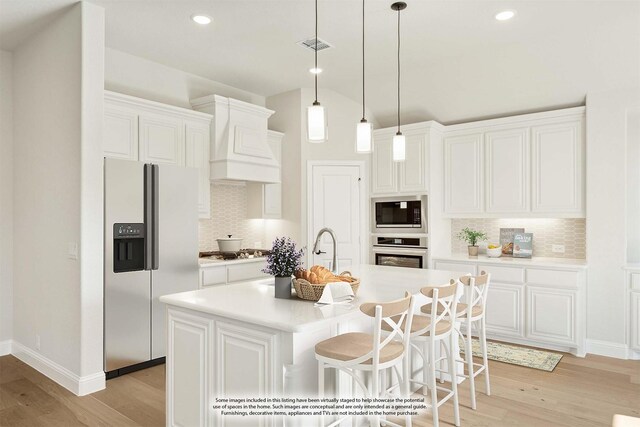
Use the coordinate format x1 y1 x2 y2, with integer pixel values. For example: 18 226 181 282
485 283 524 337
527 286 576 345
531 119 584 214
104 106 138 160
166 309 214 427
372 136 397 195
631 292 640 351
227 261 269 283
139 113 184 165
398 133 428 193
185 120 211 219
444 133 483 214
485 128 529 213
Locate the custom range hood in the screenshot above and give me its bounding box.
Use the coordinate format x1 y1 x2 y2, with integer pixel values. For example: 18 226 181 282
191 95 279 183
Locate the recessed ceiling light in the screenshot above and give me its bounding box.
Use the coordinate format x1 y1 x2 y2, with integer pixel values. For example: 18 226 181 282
309 67 323 74
191 14 212 25
495 10 516 21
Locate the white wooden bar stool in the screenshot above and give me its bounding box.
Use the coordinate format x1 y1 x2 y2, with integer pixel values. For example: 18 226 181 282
456 271 491 410
401 282 461 427
315 293 415 427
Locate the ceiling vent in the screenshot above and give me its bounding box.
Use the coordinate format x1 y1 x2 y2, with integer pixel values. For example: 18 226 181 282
297 37 332 52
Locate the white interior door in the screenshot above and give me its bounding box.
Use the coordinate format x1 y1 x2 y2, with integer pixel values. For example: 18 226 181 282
309 164 362 272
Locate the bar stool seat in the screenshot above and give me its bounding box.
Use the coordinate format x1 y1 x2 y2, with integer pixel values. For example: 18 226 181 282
315 332 404 364
382 315 452 336
422 302 483 318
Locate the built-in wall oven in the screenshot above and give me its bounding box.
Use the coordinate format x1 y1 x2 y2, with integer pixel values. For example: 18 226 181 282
372 196 427 234
372 236 429 269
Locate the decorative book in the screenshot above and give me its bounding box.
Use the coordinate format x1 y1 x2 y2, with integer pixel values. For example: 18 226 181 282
513 233 533 258
500 228 524 257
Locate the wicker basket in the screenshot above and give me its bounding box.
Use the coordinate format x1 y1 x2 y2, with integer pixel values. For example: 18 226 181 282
292 271 360 302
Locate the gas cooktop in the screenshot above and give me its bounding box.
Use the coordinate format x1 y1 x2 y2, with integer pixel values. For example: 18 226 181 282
199 249 271 260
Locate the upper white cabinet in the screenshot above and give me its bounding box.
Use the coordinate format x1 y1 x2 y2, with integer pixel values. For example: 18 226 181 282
103 91 213 218
247 130 284 219
443 107 585 218
371 122 442 196
444 133 483 214
531 120 584 214
485 127 530 213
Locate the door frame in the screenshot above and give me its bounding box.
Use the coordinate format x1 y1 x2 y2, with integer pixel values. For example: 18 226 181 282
306 160 369 269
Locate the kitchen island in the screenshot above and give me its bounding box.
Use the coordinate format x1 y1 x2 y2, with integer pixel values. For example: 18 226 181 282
160 264 467 427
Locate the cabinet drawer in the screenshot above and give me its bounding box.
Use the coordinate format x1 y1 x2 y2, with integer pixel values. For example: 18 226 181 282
631 273 640 291
227 261 268 283
201 266 227 287
433 261 476 276
478 264 525 284
526 268 578 289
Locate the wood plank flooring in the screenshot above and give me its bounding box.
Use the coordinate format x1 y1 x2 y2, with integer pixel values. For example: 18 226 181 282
0 351 638 426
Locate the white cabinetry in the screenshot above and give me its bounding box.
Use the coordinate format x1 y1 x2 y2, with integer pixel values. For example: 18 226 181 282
103 91 212 218
444 133 483 214
627 270 640 358
485 128 529 213
443 107 585 218
199 259 269 288
371 122 443 196
247 130 283 219
531 120 584 214
433 257 586 355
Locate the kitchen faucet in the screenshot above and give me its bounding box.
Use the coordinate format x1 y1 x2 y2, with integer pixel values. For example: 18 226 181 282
312 227 338 273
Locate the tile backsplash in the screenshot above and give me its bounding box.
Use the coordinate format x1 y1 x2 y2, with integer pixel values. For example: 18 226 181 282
198 182 266 251
451 218 586 259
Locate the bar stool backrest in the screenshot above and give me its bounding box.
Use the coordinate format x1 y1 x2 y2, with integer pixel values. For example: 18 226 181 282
419 281 460 335
459 271 491 319
359 292 414 367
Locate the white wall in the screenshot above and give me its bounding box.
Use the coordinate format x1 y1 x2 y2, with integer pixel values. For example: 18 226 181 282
0 50 13 352
626 109 640 263
12 2 105 394
105 48 265 108
586 86 640 356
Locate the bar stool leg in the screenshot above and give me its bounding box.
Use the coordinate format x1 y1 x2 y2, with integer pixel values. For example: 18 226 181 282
465 322 477 410
448 333 461 427
480 316 491 396
439 341 445 384
422 341 429 396
428 339 439 427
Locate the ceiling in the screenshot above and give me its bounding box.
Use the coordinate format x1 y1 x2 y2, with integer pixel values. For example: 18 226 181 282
1 0 639 127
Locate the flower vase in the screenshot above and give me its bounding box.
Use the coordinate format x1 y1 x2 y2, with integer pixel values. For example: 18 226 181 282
274 276 292 299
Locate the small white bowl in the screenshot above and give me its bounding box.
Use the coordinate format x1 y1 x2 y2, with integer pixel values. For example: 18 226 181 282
486 246 502 258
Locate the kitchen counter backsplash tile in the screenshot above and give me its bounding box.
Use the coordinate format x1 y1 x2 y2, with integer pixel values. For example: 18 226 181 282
451 218 586 259
198 182 265 252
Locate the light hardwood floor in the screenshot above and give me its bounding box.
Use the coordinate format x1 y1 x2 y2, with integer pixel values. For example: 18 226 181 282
0 352 638 426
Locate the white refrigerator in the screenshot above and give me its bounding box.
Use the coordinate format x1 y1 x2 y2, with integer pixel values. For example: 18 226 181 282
104 158 199 378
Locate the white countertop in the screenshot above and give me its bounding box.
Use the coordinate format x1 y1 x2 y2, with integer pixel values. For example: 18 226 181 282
198 257 267 267
433 253 587 269
160 264 467 333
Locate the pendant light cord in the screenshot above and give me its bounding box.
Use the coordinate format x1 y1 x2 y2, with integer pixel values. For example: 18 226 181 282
362 0 366 120
397 6 401 134
314 0 318 104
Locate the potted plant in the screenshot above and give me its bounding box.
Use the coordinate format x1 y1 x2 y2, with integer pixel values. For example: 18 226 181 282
456 227 488 256
262 237 305 299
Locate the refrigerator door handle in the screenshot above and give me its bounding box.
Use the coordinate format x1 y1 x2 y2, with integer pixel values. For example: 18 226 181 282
152 164 160 270
144 163 154 270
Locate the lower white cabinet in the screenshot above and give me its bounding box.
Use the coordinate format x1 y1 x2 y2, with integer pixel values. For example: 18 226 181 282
628 271 640 356
433 257 586 355
631 292 640 352
527 286 576 345
485 283 524 338
199 260 269 288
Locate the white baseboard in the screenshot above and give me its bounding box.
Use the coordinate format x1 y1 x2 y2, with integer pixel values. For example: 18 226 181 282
11 341 105 396
586 339 629 359
0 340 11 356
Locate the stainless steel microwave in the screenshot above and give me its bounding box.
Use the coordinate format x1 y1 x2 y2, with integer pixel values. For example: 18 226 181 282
372 196 427 234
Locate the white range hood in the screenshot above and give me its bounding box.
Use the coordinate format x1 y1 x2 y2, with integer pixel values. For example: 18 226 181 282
191 95 279 183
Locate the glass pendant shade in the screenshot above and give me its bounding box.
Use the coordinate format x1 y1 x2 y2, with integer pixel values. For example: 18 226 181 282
392 132 406 162
307 103 327 143
356 120 372 153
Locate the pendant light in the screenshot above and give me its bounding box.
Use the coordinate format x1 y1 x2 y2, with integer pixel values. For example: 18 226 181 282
356 0 372 153
307 0 327 143
391 2 407 162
